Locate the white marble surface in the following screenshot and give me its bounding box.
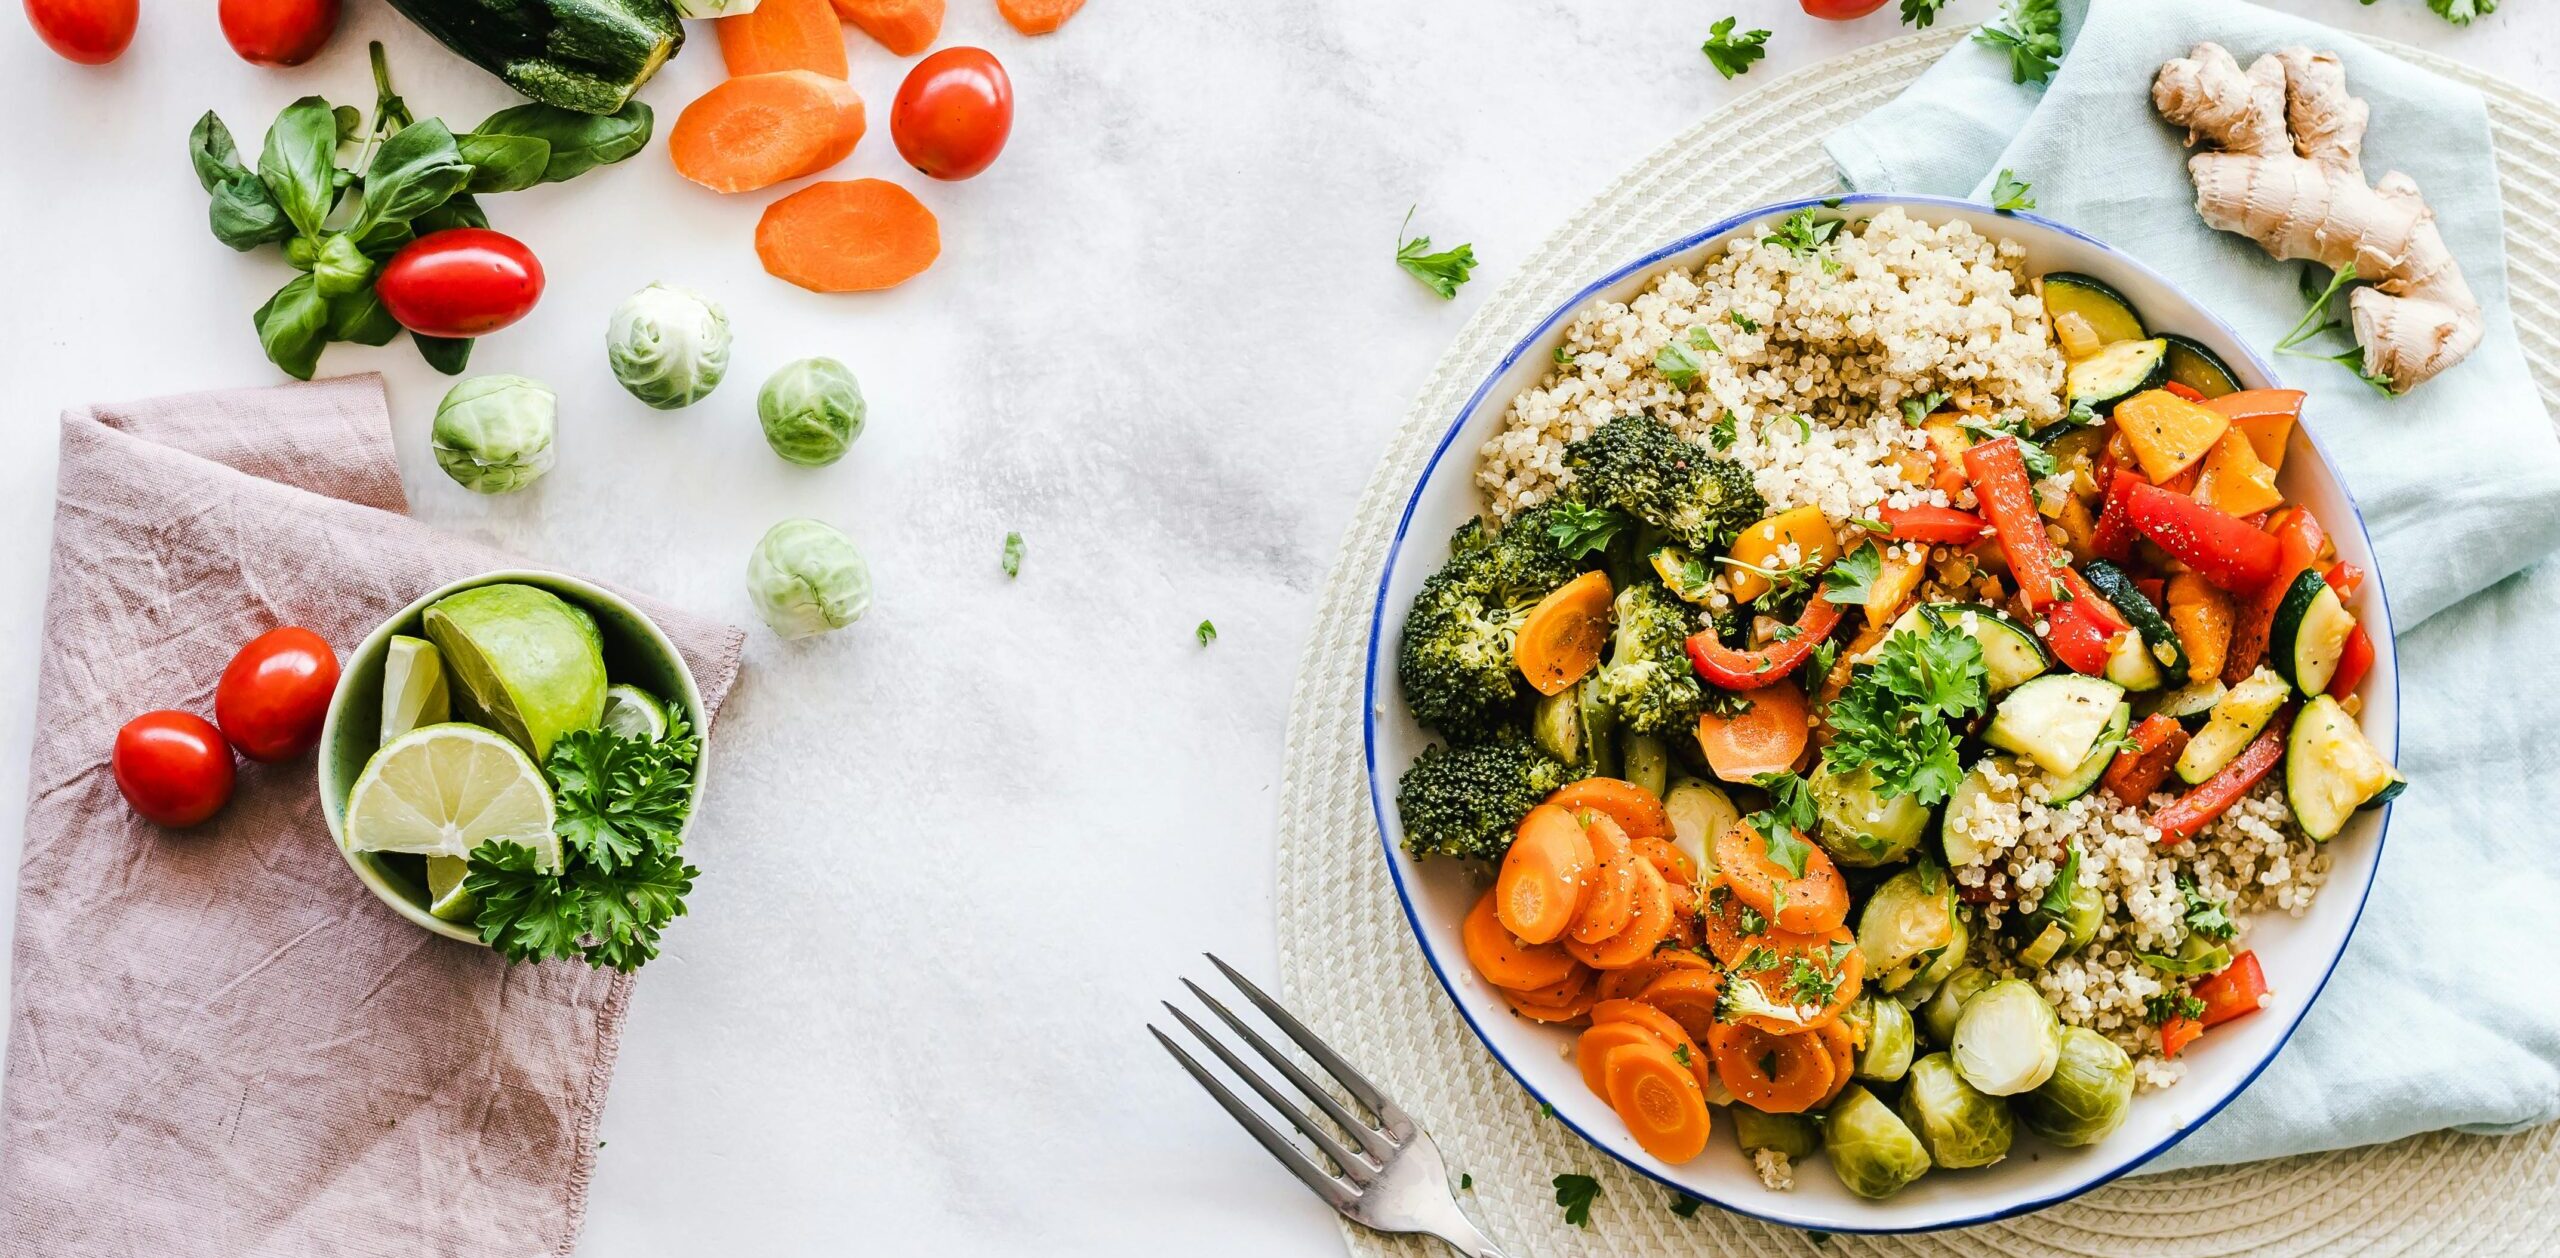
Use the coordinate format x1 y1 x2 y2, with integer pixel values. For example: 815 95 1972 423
0 2 2550 1254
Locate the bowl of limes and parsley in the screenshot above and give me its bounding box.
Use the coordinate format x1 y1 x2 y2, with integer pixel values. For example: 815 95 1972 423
317 571 710 971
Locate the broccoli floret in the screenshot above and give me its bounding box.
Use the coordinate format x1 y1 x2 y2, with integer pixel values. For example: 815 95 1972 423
1396 734 1581 861
1594 582 1707 736
1395 515 1583 739
1564 414 1765 553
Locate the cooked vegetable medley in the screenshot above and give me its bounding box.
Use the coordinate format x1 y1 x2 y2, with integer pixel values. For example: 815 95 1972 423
1396 209 2402 1198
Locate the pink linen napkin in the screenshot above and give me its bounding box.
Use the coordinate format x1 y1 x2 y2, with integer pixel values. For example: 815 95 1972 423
0 375 744 1257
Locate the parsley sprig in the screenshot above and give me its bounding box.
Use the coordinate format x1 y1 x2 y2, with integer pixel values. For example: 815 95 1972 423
1395 206 1477 299
1745 770 1820 878
1900 0 1949 26
1700 17 1770 80
1544 501 1629 560
1990 168 2036 213
1554 1173 1602 1228
1819 616 1988 807
2277 262 2394 395
1976 0 2065 86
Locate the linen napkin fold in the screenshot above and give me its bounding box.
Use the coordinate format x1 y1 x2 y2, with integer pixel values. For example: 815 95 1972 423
0 376 745 1256
1828 0 2560 1172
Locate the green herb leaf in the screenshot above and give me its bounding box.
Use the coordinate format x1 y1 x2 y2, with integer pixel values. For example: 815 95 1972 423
457 131 551 194
1990 168 2036 213
1701 16 1771 79
2179 877 2235 941
1544 501 1630 560
1900 0 1949 27
1395 207 1477 299
1554 1173 1602 1228
1818 615 1986 805
1655 339 1704 387
326 285 401 345
1975 0 2065 85
414 333 473 375
1707 410 1739 451
2037 844 2083 918
1002 531 1025 578
471 100 655 184
1670 1193 1704 1218
2428 0 2496 23
2145 990 2206 1025
253 274 331 381
1821 541 1885 606
257 96 342 240
350 117 473 247
1766 208 1841 260
310 232 375 298
547 716 702 875
1460 1173 1473 1191
1900 390 1950 426
1688 325 1721 354
1197 620 1218 648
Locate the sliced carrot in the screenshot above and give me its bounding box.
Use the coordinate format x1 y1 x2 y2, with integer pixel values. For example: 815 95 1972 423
1496 804 1594 944
1603 1042 1713 1163
1707 1020 1835 1115
1630 832 1695 886
1567 814 1639 945
671 72 867 195
997 0 1085 35
757 178 942 292
1635 968 1724 1044
1514 571 1613 696
1663 879 1704 952
1504 976 1599 1025
1575 1020 1671 1097
1565 858 1675 970
829 0 941 55
1594 949 1714 1004
1693 683 1811 784
1499 965 1593 1010
1699 878 1770 966
1816 1017 1858 1105
1460 890 1578 991
1547 777 1672 839
718 0 849 77
1723 924 1862 1034
1712 822 1848 934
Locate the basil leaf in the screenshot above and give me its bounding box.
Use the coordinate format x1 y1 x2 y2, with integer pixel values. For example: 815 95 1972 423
415 192 489 234
351 118 472 245
253 274 331 381
188 111 249 192
457 132 551 194
208 173 293 250
414 333 473 375
326 286 400 346
471 100 654 184
258 96 341 240
333 104 362 144
311 233 375 298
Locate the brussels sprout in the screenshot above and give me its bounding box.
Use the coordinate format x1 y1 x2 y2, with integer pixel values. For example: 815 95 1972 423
746 518 872 639
1897 1052 2015 1168
1730 1107 1820 1159
1849 995 1915 1083
1621 731 1670 799
431 374 556 494
1858 863 1958 992
606 283 731 409
1821 1085 1932 1200
2016 1026 2136 1147
1951 978 2063 1096
1811 761 1931 866
1918 965 1995 1046
1663 775 1738 879
758 357 866 466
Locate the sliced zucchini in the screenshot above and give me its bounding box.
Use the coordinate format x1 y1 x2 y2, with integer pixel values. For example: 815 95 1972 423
2042 702 2130 804
1864 602 2051 694
2081 560 2190 688
2160 333 2242 400
2175 667 2289 784
2042 273 2148 347
2148 677 2226 722
1940 758 2014 869
2270 569 2357 696
2066 338 2171 414
2287 694 2402 840
1986 674 2128 774
1811 761 1933 867
2104 630 2165 693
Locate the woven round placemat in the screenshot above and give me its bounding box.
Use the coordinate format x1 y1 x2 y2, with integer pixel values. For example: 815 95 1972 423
1273 26 2560 1258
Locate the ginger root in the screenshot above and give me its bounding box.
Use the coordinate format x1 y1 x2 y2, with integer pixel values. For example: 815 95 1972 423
2152 42 2481 393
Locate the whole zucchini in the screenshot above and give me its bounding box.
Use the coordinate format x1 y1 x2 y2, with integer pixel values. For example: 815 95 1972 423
387 0 684 115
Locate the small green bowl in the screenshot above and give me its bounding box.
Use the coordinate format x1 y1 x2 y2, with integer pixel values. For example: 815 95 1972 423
316 569 711 944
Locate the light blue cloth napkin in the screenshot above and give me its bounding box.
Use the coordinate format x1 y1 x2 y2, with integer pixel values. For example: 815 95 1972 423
1828 0 2560 1173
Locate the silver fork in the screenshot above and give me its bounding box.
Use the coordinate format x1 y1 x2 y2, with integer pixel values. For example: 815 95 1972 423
1151 954 1509 1258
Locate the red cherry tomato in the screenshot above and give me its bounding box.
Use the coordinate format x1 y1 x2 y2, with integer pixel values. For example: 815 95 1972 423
891 47 1014 182
113 712 237 828
1799 0 1890 16
215 626 340 762
25 0 137 63
219 0 339 66
375 228 545 339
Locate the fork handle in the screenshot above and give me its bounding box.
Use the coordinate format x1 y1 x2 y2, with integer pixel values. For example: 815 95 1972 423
1426 1213 1509 1258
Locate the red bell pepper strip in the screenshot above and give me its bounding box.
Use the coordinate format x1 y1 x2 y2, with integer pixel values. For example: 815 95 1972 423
2044 596 2122 676
2125 480 2283 594
1685 595 1845 690
2161 380 2207 402
1962 436 2070 611
2152 708 2293 845
2091 470 2141 564
2327 624 2375 698
2158 1014 2204 1058
2102 714 2191 805
2325 562 2366 600
2225 508 2328 685
2193 951 2270 1027
1876 503 1988 545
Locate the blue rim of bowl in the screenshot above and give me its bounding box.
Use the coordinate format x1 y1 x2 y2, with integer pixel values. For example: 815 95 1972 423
1358 192 2399 1234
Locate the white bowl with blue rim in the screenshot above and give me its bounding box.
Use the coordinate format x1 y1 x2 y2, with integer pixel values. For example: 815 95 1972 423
1361 194 2399 1233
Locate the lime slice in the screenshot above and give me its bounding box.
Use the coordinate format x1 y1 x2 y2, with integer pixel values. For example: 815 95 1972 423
426 855 477 921
381 635 452 745
600 684 668 741
421 584 607 761
345 723 557 864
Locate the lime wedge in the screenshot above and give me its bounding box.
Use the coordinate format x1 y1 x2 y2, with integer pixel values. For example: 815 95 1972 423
426 855 477 921
345 723 557 864
600 684 668 741
381 635 452 745
421 584 607 761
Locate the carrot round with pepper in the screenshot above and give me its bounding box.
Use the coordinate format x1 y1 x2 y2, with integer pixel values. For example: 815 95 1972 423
756 179 942 292
1461 890 1580 991
1496 804 1594 944
1565 858 1677 970
717 0 850 77
1596 949 1714 1004
1815 1017 1859 1105
1631 832 1696 886
1713 821 1849 934
1708 1020 1836 1114
1722 925 1862 1034
1604 1041 1714 1162
671 72 868 194
1567 814 1640 945
1547 777 1672 839
1635 967 1725 1043
1575 1019 1672 1096
1514 571 1613 696
1693 683 1811 784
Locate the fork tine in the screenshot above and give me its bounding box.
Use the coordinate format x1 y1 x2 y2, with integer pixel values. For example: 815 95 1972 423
1180 978 1399 1160
1161 1002 1378 1182
1150 1024 1357 1211
1205 953 1413 1136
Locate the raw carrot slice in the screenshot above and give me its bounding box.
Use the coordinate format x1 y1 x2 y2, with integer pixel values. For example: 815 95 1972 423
1816 1017 1858 1105
997 0 1085 35
1636 968 1724 1044
1603 1042 1713 1163
1575 1020 1671 1097
671 72 867 195
1693 683 1811 783
1496 804 1594 944
1565 858 1675 970
1712 822 1849 934
1630 832 1695 886
756 179 942 292
1460 890 1578 991
1566 814 1639 945
1547 777 1673 839
718 0 849 77
1514 571 1613 696
830 0 942 55
1707 1021 1836 1114
1594 949 1714 1004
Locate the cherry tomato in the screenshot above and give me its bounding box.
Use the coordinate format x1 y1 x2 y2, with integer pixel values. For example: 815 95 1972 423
1799 0 1890 16
891 47 1014 182
375 228 545 339
215 626 340 762
25 0 137 63
219 0 339 66
113 712 236 828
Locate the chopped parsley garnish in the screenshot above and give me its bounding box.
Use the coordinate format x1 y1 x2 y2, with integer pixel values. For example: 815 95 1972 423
1670 1193 1704 1218
1847 516 1890 535
1700 16 1770 80
1543 501 1630 560
2037 844 2083 918
1818 616 1988 807
1554 1173 1602 1228
1540 1101 1556 1117
1717 553 1822 611
1689 325 1721 354
1673 1043 1693 1067
1770 412 1815 442
1655 339 1704 386
1744 770 1820 877
1820 540 1885 606
1001 531 1024 578
1976 0 2065 85
1900 0 1948 26
1706 409 1739 451
1900 390 1950 425
1990 168 2036 213
1735 943 1782 975
1737 903 1768 935
1728 309 1759 333
1460 1173 1473 1191
1196 620 1218 647
2429 0 2496 24
2180 877 2236 941
1787 956 1839 1006
1805 637 1842 685
1766 208 1842 260
1553 345 1575 365
2146 990 2207 1025
1394 206 1477 299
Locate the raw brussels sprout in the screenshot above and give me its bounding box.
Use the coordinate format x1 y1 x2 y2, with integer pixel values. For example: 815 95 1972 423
1951 978 2063 1096
1811 760 1931 866
2016 1026 2136 1147
758 357 866 466
1850 994 1915 1083
1858 863 1958 992
1729 1107 1820 1159
1821 1085 1932 1200
607 283 731 409
746 518 872 639
431 374 556 494
1918 965 1995 1046
1897 1052 2015 1168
